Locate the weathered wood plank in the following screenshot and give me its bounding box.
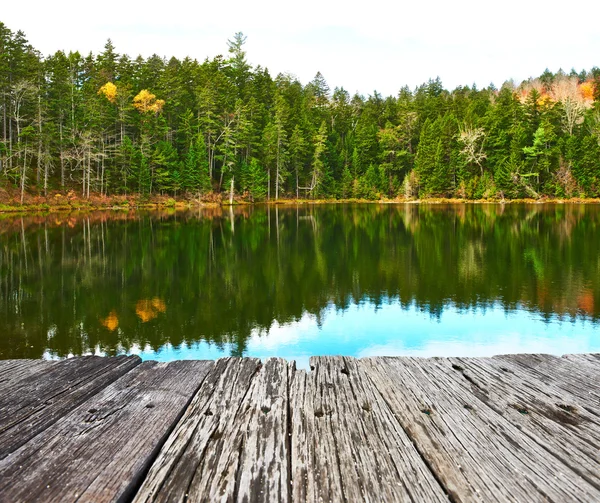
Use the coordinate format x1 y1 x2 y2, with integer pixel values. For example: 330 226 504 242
289 365 343 502
232 358 290 503
2 353 600 503
360 356 600 502
454 355 600 418
0 359 56 388
134 357 283 503
0 355 140 459
443 356 600 491
0 360 212 503
562 353 600 369
496 353 600 405
289 356 447 503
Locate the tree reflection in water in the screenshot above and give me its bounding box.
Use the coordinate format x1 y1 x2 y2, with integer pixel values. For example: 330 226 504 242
0 203 598 359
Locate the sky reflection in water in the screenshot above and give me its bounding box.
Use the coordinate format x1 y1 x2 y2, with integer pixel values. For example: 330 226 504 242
134 300 600 370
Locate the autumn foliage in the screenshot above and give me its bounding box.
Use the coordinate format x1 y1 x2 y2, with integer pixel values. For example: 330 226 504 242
135 298 167 322
580 81 595 101
98 82 118 103
99 82 166 114
133 89 165 114
100 310 119 331
517 76 595 107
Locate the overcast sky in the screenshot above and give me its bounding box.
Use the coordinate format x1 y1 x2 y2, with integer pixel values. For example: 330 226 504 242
3 0 600 97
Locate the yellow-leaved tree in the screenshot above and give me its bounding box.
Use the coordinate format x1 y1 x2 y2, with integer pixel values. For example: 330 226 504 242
580 81 595 101
133 89 165 113
98 82 118 103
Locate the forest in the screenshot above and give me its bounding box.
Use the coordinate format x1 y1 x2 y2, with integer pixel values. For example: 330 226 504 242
1 22 600 203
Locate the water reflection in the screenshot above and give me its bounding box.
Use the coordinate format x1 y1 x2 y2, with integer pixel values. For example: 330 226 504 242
0 203 599 361
135 298 167 323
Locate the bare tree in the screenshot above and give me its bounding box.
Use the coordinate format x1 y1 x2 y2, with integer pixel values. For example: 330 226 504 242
458 126 487 175
590 110 600 147
62 130 102 198
9 81 37 203
550 76 593 136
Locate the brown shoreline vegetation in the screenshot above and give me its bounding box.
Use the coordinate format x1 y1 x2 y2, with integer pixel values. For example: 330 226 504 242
0 187 599 215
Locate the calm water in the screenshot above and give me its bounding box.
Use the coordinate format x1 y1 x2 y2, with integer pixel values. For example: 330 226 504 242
1 204 599 368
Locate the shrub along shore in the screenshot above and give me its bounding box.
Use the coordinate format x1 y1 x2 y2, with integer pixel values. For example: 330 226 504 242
0 189 598 215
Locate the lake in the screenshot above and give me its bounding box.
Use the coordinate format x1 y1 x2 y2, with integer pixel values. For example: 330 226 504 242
1 203 599 369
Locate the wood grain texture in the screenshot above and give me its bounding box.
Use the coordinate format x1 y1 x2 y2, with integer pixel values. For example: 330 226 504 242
133 357 277 503
0 355 140 458
445 355 600 491
496 353 600 404
0 360 212 503
290 356 448 503
233 357 290 503
0 359 56 388
562 353 600 371
2 354 600 503
289 365 342 503
360 356 600 502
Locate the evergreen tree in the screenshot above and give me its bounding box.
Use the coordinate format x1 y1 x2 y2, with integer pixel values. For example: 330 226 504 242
0 19 600 202
242 157 267 201
183 134 211 195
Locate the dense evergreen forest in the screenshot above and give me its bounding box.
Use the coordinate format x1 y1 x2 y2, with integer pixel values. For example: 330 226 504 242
1 22 600 202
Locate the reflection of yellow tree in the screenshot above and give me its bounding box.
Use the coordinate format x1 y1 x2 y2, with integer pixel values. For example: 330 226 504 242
458 241 485 280
136 298 167 322
100 310 119 331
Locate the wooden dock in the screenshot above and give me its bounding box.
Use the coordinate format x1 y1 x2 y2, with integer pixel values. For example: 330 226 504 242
1 354 600 502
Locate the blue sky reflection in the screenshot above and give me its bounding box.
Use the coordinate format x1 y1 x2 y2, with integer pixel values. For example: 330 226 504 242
137 300 600 369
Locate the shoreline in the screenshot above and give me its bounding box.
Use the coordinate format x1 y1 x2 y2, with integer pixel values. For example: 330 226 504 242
1 192 599 214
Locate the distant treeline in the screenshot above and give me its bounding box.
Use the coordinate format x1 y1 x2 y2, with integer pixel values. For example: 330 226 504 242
1 22 600 202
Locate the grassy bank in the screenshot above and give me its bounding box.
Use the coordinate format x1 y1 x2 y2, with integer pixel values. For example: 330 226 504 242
0 188 599 214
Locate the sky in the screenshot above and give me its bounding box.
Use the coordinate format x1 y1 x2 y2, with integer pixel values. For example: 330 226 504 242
3 0 600 97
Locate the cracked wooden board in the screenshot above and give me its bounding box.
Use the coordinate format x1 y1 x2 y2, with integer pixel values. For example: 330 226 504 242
450 354 600 420
360 356 600 502
442 356 600 492
562 353 600 371
2 354 600 502
289 356 448 503
0 359 212 503
0 359 56 388
0 355 140 458
133 357 290 503
288 365 342 502
495 354 600 405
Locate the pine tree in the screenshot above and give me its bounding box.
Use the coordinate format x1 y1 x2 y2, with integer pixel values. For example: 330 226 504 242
289 124 308 198
414 119 438 196
245 157 267 201
310 121 328 197
183 134 211 195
